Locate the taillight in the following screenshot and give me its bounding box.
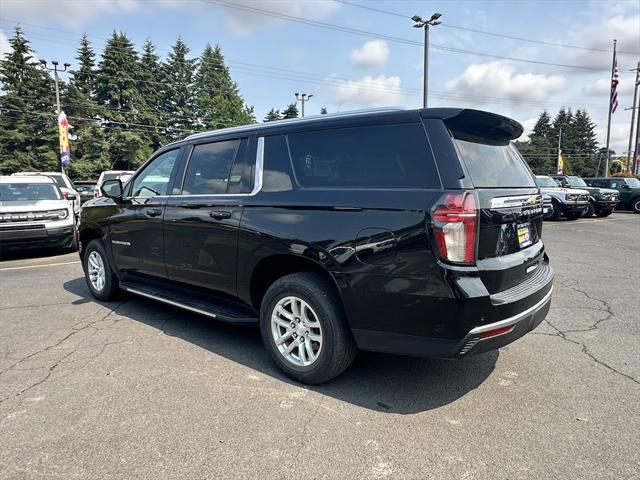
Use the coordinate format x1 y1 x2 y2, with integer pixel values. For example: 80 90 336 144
431 191 478 265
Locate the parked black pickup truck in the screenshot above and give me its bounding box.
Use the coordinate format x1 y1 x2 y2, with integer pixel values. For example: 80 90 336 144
78 108 554 384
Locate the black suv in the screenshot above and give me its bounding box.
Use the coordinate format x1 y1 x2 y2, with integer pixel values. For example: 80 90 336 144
78 108 554 384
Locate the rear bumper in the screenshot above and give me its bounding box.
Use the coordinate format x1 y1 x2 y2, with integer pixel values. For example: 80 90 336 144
352 260 554 359
0 225 74 250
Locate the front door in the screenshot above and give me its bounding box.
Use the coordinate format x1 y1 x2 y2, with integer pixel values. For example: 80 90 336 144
109 148 182 280
163 137 254 296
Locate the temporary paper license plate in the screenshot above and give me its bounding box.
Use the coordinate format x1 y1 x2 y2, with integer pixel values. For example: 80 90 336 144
517 222 532 249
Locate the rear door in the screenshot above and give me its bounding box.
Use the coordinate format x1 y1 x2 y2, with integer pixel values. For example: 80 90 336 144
163 136 254 296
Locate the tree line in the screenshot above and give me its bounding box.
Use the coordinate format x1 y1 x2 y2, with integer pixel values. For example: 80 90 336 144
514 108 612 178
0 27 315 179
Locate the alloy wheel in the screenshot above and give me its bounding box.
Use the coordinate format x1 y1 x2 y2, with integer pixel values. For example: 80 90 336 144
271 296 323 367
87 251 106 292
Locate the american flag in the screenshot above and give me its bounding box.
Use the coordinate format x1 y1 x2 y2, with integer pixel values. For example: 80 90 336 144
610 52 619 114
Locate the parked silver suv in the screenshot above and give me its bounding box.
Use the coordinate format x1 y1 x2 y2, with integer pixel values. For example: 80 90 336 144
0 175 76 252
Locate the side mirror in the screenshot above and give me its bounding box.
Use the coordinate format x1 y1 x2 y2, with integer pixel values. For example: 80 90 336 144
101 179 123 199
66 193 77 201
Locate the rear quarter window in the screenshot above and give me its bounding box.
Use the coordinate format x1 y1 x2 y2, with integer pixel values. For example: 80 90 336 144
287 123 440 189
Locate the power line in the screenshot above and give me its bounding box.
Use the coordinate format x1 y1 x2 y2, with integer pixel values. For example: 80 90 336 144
2 24 610 110
199 0 609 71
333 0 636 55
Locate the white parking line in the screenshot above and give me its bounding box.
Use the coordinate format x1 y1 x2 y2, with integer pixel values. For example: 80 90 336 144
0 260 80 271
544 216 637 226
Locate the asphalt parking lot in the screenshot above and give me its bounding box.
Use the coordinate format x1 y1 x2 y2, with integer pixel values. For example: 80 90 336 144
1 213 638 479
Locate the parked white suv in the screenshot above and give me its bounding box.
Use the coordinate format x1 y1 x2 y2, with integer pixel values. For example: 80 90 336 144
95 170 135 198
12 171 80 215
0 176 76 252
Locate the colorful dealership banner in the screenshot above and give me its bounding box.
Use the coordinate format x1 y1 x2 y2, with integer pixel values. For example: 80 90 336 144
58 111 71 166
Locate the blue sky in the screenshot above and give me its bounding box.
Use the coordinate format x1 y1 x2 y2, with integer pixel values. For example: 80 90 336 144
1 0 639 152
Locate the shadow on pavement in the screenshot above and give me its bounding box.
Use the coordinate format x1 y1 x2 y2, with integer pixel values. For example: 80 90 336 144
0 247 76 262
64 276 498 414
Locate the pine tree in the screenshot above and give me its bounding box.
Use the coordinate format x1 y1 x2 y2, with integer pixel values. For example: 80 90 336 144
522 112 555 174
194 43 255 131
162 38 197 140
64 33 107 179
263 108 281 122
552 107 574 174
95 32 151 169
570 109 598 177
282 103 299 119
0 26 58 173
139 39 166 150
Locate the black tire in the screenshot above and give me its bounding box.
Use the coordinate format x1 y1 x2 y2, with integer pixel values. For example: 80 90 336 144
632 197 640 214
549 200 562 220
64 232 78 252
260 272 356 384
564 211 582 220
583 202 595 218
595 208 613 217
82 239 119 301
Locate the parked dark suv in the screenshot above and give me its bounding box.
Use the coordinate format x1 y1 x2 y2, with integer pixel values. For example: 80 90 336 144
78 108 554 384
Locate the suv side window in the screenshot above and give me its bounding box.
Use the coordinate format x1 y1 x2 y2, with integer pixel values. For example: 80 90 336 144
287 123 440 188
182 139 243 195
132 149 180 198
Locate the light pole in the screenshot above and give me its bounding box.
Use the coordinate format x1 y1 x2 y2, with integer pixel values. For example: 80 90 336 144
295 92 313 117
412 12 441 109
41 59 71 173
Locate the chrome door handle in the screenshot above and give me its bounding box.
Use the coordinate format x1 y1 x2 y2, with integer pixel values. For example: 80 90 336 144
209 210 232 220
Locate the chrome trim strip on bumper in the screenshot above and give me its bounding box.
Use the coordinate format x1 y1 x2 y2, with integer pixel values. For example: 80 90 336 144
469 286 553 335
120 286 218 319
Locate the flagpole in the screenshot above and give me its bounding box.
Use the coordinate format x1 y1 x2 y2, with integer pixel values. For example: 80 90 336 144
604 39 617 178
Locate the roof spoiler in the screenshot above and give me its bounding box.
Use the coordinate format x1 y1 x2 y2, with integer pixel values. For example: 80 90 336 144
421 108 523 143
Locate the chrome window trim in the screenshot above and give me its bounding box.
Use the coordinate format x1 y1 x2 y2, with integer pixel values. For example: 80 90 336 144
174 136 264 198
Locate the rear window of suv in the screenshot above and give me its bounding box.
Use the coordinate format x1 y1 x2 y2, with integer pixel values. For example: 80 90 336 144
454 139 535 188
287 123 440 188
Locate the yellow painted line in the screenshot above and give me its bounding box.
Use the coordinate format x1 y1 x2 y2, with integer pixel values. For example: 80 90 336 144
0 260 80 271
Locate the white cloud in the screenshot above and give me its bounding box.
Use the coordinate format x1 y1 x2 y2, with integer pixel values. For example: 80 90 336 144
1 0 140 28
582 76 636 97
564 14 640 69
596 121 633 154
329 74 404 107
350 40 389 69
220 0 340 36
0 30 12 57
445 61 567 104
520 117 538 141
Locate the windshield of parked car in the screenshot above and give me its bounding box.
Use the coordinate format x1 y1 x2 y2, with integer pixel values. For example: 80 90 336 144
0 183 61 201
624 178 640 187
454 139 535 188
568 177 588 187
100 173 121 183
535 176 558 188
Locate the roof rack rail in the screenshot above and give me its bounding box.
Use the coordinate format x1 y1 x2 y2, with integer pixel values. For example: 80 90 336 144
184 106 405 141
